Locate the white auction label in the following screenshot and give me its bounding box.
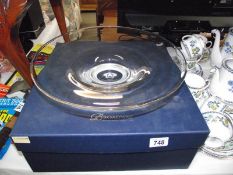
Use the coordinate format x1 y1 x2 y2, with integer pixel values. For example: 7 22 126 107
149 137 169 148
14 101 25 112
12 136 30 144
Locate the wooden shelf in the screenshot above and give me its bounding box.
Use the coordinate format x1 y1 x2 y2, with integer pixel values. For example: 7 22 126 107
80 4 97 11
80 0 97 11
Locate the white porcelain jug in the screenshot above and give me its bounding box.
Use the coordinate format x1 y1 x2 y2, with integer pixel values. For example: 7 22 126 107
210 58 233 103
211 28 233 68
210 29 222 68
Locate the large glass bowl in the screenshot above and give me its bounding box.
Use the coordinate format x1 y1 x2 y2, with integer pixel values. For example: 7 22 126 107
30 26 187 119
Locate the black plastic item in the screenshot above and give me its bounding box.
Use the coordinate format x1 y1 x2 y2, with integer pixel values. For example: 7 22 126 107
118 0 233 45
0 127 11 149
0 111 20 149
19 0 45 53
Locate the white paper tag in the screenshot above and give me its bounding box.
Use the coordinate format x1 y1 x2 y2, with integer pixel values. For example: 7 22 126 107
12 136 30 144
149 137 169 148
14 101 25 112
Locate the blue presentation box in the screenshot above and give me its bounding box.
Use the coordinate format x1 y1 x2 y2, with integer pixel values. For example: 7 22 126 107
11 85 209 172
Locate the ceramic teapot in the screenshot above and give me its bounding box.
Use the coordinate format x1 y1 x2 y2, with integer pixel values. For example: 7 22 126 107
210 58 233 103
185 72 210 108
211 28 233 68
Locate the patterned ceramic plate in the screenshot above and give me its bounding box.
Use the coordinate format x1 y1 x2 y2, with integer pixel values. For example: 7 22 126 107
201 95 227 113
201 111 233 158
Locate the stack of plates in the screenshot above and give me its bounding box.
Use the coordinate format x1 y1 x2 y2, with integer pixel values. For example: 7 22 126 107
201 111 233 158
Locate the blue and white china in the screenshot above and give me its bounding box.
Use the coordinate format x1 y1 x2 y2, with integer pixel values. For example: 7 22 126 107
221 27 233 59
203 112 233 148
224 105 233 115
209 58 233 104
193 34 212 47
185 72 210 108
201 96 227 113
201 111 233 158
181 34 211 70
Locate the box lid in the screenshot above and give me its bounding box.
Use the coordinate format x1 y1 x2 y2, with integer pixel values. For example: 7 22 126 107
11 85 209 153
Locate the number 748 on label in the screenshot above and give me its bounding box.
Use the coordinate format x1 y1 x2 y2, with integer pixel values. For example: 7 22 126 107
149 137 169 148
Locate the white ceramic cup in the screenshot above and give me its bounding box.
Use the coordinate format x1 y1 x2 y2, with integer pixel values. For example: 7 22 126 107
203 111 233 149
181 34 212 63
185 72 210 108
